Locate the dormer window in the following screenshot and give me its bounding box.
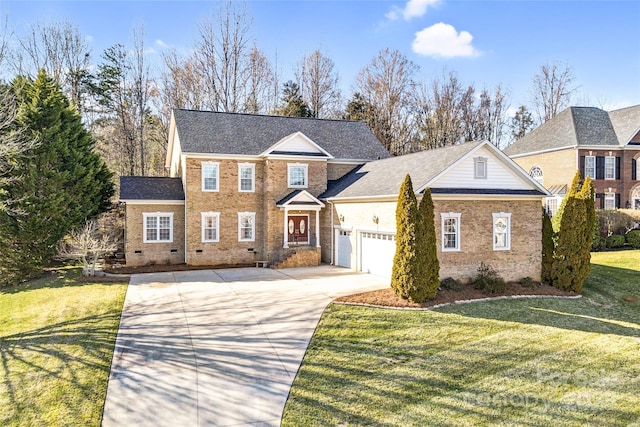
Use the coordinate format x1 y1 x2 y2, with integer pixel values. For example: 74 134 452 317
288 163 308 188
474 157 487 179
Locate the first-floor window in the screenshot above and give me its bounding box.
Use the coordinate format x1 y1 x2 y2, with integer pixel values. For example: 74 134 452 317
545 197 561 217
493 212 511 251
604 192 616 210
143 213 173 243
238 212 256 242
202 212 220 242
441 213 461 251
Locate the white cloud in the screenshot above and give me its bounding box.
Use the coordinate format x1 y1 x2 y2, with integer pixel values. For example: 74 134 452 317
412 22 481 58
155 39 169 49
387 0 440 21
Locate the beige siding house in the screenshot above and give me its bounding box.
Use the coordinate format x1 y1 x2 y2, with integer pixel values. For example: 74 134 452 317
120 110 548 282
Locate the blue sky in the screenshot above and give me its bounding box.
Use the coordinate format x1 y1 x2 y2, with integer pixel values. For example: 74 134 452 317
2 0 639 112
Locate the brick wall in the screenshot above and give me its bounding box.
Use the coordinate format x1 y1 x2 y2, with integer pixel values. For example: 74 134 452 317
124 203 185 267
327 162 359 181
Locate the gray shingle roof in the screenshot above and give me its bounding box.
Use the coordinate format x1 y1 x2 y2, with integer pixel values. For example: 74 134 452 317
172 109 390 160
321 141 484 199
120 177 185 201
504 105 640 157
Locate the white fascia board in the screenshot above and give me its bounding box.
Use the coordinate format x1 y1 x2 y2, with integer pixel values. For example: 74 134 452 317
183 152 262 161
165 113 177 169
120 199 185 205
431 194 545 202
507 145 577 158
259 131 334 158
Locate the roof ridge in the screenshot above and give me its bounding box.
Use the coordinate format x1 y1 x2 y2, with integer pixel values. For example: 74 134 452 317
172 108 363 124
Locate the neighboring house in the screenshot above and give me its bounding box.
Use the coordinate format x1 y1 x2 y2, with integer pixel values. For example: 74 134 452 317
120 110 548 282
322 140 548 282
504 105 640 215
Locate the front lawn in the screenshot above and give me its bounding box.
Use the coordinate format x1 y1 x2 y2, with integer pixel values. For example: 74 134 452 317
0 269 127 426
282 251 640 426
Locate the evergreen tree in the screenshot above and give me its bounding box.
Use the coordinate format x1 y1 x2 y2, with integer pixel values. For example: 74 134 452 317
541 207 554 284
413 188 439 302
391 174 419 300
552 171 581 233
0 70 114 285
573 176 595 292
275 80 312 117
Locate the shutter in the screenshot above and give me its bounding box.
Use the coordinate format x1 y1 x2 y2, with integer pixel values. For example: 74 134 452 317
596 193 605 209
579 156 585 178
616 157 621 180
633 158 637 180
615 194 621 209
596 157 605 179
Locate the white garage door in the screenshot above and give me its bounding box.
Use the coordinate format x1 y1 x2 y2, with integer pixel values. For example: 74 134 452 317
336 230 352 268
360 232 396 278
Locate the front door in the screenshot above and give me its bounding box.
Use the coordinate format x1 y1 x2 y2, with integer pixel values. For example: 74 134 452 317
288 215 309 245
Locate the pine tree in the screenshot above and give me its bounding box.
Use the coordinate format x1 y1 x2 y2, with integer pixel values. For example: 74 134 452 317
0 71 114 285
412 188 439 302
541 207 554 284
391 174 419 300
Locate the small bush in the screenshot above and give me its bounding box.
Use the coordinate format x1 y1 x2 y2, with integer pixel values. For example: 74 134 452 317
626 230 640 249
518 277 536 288
440 277 463 291
472 262 506 295
606 234 626 249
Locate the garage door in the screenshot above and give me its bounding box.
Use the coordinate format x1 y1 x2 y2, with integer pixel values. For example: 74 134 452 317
336 230 352 268
360 232 396 278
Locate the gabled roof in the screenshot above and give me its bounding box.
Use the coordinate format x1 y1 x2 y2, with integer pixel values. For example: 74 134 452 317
120 177 185 201
276 190 325 208
322 140 546 200
171 109 390 160
504 105 640 157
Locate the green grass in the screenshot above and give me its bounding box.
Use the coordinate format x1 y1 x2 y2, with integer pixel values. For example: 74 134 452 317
0 268 127 427
282 251 640 426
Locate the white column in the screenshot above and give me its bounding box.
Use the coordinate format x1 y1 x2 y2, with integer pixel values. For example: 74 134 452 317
283 208 289 248
315 209 320 248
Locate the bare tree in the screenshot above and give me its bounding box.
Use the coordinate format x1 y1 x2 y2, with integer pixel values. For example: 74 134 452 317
132 26 151 175
56 219 120 276
295 49 342 118
245 44 276 113
465 85 509 147
354 48 419 155
531 61 578 123
14 19 91 111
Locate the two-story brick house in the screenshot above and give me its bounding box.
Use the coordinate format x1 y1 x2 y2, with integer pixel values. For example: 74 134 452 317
120 109 548 282
504 105 640 214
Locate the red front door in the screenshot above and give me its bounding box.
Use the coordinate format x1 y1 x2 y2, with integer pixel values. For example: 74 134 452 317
287 215 309 245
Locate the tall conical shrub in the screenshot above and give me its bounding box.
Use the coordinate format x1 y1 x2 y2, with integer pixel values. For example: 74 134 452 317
391 174 419 300
541 207 554 284
412 188 440 302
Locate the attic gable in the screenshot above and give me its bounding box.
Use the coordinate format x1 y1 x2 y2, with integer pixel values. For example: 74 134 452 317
261 131 333 158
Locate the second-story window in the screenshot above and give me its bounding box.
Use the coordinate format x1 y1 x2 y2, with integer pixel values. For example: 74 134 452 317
238 163 255 192
202 162 219 191
605 156 615 180
288 163 308 188
584 156 596 179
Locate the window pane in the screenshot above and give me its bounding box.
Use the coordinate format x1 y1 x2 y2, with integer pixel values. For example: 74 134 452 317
159 229 170 240
203 165 217 190
585 156 596 179
159 216 170 228
605 157 615 180
289 166 306 186
146 217 157 229
146 228 157 241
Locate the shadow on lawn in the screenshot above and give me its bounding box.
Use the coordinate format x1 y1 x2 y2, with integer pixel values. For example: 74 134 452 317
437 263 640 338
0 312 120 419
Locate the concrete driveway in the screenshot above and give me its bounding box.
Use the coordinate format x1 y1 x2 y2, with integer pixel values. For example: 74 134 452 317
101 265 389 427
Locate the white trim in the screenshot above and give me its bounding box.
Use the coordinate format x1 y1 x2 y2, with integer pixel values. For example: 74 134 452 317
238 163 255 192
288 163 308 188
604 192 616 210
201 212 220 242
507 145 578 158
277 189 325 209
201 161 219 192
143 212 174 243
184 153 261 161
238 212 256 242
584 155 596 179
286 213 310 246
441 212 461 252
604 155 616 180
260 131 334 158
120 200 185 205
325 193 545 203
492 212 511 251
474 156 488 179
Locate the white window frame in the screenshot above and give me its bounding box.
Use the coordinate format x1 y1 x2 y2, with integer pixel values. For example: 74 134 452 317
584 156 596 179
201 212 220 242
604 192 616 210
238 212 256 242
604 156 615 180
288 163 308 188
143 212 173 243
441 212 461 252
474 157 488 179
238 163 255 192
492 212 511 251
202 161 219 192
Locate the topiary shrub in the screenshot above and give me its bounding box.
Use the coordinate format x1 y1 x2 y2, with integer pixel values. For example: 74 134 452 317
626 230 640 249
606 234 626 249
440 277 463 291
391 174 419 300
519 277 536 288
472 262 506 295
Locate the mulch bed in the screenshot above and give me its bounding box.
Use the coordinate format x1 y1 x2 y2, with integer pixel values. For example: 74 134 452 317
335 282 578 309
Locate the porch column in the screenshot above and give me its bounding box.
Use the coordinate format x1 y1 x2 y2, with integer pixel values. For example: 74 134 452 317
315 210 320 248
283 208 289 248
